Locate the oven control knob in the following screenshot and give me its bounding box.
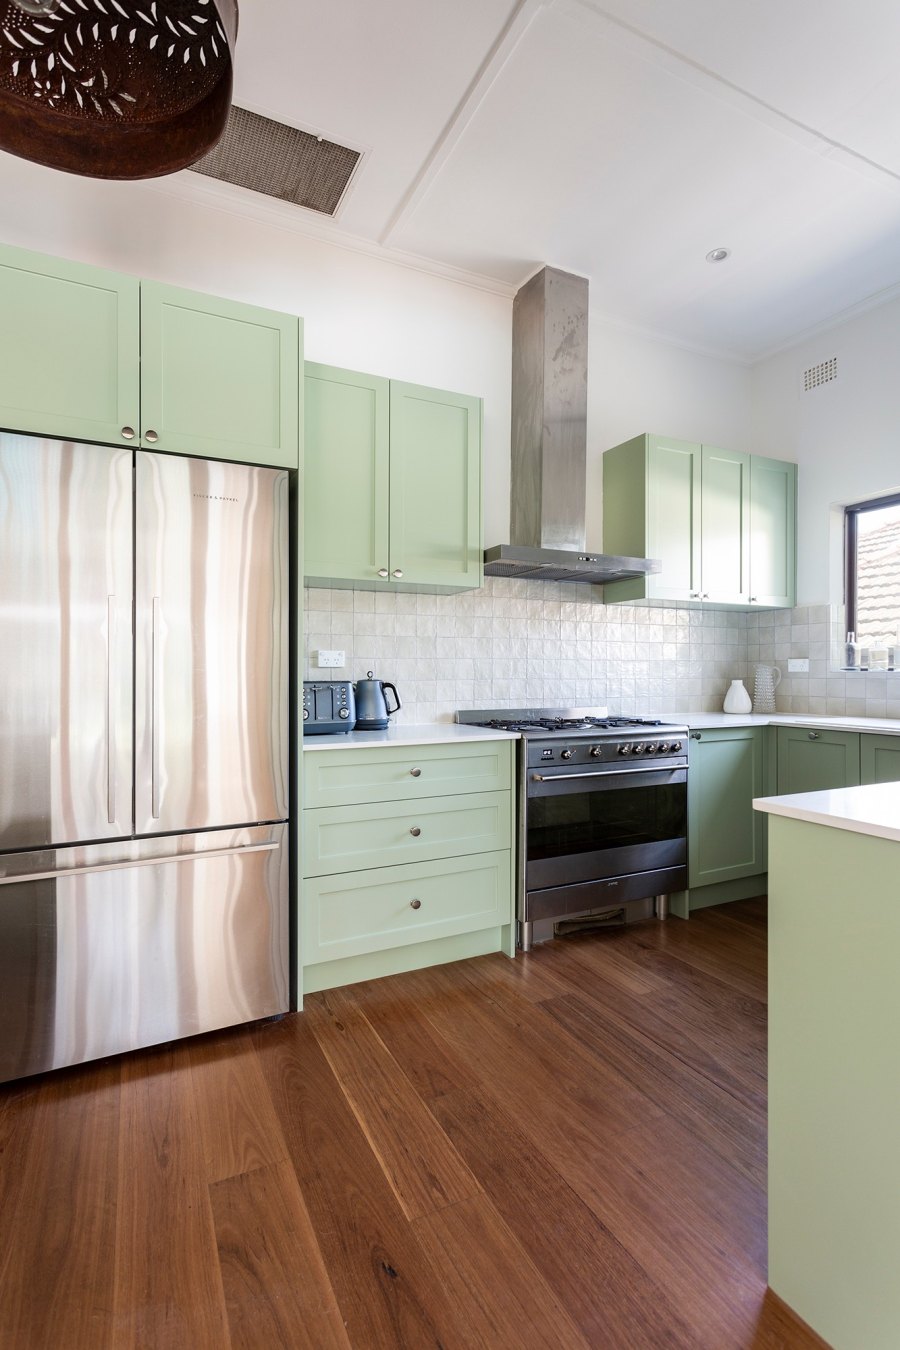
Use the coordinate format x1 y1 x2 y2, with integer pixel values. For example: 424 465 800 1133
590 745 604 758
644 742 658 754
618 744 632 755
668 741 682 754
561 748 575 760
632 743 646 755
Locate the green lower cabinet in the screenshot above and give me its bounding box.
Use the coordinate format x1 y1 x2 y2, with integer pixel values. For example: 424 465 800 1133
299 739 515 996
688 727 766 888
860 734 900 785
303 363 483 592
776 727 860 794
0 243 140 446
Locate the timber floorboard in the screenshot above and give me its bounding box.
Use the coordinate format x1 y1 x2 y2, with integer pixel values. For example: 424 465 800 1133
0 897 830 1349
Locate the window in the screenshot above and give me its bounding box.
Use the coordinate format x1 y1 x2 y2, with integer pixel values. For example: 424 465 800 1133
845 493 900 643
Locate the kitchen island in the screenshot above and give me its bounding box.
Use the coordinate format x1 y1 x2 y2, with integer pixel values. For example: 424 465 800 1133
754 783 900 1350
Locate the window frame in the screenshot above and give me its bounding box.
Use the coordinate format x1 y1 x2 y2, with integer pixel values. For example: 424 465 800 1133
844 490 900 638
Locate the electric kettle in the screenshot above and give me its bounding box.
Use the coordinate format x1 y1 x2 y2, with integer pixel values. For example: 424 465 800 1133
354 671 401 730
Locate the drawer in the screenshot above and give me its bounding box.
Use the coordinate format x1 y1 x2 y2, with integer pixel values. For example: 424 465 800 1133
303 791 511 878
303 850 511 965
303 740 512 808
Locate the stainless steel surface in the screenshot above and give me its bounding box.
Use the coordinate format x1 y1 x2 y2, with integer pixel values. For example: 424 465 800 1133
134 453 289 835
655 894 670 921
486 265 661 584
531 766 683 783
482 544 660 584
0 435 134 851
0 824 288 1084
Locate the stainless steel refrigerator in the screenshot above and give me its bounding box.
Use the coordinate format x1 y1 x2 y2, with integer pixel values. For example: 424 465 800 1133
0 434 289 1082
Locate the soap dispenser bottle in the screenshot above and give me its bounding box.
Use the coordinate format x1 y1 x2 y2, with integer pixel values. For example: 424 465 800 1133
844 632 861 669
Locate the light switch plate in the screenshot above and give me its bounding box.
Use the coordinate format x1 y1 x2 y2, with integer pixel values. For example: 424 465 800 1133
787 657 809 673
316 650 346 668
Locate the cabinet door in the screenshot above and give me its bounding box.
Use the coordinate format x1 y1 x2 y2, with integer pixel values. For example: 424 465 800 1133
389 381 482 590
0 244 139 445
688 728 765 887
304 364 390 584
700 445 750 604
749 456 796 608
860 734 900 785
776 728 860 794
140 281 299 467
646 435 701 601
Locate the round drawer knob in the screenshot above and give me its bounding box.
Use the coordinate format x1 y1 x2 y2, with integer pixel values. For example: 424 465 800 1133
410 826 421 837
377 568 389 578
144 429 159 444
808 731 820 740
410 767 422 777
121 425 135 440
410 899 422 910
392 569 403 579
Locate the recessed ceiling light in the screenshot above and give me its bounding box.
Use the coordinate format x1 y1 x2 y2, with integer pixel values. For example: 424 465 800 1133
706 247 731 263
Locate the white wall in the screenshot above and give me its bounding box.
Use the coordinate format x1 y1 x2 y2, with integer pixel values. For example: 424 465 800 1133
1 154 756 556
585 310 753 549
751 296 900 604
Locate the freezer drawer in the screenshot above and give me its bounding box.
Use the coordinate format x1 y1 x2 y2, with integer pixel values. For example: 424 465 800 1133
0 825 288 1083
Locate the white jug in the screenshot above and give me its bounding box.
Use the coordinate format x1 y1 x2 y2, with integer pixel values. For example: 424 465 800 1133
752 664 782 714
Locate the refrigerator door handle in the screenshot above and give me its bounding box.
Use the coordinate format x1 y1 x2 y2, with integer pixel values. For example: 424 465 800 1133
0 840 279 887
106 595 117 825
151 595 161 819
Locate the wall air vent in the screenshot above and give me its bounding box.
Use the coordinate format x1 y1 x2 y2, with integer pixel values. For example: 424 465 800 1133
803 356 838 392
192 106 361 217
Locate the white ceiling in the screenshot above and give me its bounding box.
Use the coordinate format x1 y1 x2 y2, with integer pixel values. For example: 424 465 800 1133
182 0 900 361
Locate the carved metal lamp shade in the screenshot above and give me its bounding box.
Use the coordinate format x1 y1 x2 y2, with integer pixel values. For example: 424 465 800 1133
0 0 237 178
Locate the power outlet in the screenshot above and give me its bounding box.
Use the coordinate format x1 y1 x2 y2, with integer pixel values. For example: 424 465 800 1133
316 650 346 669
787 657 809 673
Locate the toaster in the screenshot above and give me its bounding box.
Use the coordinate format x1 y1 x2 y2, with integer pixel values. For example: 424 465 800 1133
302 680 356 734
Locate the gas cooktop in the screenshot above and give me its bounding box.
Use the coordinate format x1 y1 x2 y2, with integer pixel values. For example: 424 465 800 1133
456 707 685 737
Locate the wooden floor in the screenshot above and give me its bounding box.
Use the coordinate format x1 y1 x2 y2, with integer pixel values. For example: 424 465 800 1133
0 898 829 1349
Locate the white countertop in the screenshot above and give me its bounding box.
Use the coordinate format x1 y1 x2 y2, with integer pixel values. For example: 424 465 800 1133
301 723 519 750
662 712 900 736
754 782 900 843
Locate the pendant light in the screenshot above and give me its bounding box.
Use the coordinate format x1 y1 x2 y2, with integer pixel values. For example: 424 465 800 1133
0 0 238 179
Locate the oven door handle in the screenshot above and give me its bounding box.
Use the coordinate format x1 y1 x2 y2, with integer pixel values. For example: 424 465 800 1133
531 765 686 782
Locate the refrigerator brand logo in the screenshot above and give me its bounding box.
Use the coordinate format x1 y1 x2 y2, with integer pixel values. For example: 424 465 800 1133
193 492 240 503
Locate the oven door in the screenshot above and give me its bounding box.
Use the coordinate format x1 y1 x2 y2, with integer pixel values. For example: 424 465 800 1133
525 765 687 892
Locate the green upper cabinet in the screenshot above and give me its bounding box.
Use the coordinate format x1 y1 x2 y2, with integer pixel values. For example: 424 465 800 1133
776 727 860 795
140 281 300 468
304 365 390 584
304 364 483 592
0 243 140 446
602 433 796 608
0 245 300 468
688 726 766 887
748 454 796 607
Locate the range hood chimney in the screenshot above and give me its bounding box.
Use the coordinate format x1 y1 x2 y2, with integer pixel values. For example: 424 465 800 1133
484 266 659 585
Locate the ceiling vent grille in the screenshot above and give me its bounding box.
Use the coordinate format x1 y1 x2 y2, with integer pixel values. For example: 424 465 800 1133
803 356 838 392
192 106 361 216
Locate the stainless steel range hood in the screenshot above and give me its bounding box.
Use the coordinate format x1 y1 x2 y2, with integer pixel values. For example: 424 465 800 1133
485 266 659 586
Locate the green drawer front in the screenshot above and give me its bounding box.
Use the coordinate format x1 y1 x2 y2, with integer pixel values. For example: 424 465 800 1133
302 740 512 808
303 791 510 878
776 727 860 795
860 733 900 785
303 850 511 965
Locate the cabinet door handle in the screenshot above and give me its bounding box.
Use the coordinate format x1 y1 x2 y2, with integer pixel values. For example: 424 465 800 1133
106 596 117 825
409 826 421 837
701 593 710 600
749 595 758 602
410 898 422 910
392 569 404 579
144 429 159 444
121 425 135 440
690 732 702 740
409 767 422 777
808 731 820 740
377 568 389 577
689 591 700 598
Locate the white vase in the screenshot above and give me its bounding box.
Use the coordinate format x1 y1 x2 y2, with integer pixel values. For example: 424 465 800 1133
723 679 752 714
